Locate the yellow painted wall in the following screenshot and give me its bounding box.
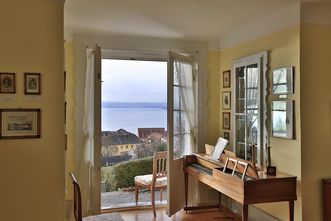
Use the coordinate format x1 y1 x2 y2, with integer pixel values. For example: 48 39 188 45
65 41 75 201
207 51 220 144
0 0 65 220
301 23 331 221
208 25 302 220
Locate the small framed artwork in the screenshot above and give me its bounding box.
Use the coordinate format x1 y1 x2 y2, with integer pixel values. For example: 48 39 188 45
222 112 231 130
222 92 231 110
0 109 41 139
223 70 231 88
0 73 16 94
24 73 41 95
223 132 230 141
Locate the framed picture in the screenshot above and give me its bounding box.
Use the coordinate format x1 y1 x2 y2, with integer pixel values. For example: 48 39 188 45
223 70 231 88
24 73 41 95
0 73 16 93
223 132 230 141
222 91 231 110
222 112 231 130
0 109 41 139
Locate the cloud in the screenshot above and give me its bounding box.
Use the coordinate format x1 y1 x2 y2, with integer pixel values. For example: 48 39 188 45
102 59 167 102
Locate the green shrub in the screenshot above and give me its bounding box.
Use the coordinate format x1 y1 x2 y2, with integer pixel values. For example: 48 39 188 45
101 156 153 191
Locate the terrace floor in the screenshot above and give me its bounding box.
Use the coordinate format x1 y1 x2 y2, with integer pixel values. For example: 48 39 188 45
101 189 168 209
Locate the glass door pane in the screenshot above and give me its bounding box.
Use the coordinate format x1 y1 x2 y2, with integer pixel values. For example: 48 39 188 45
235 115 246 159
236 66 245 113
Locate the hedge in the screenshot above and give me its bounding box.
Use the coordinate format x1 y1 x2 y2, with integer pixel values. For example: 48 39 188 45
101 156 153 191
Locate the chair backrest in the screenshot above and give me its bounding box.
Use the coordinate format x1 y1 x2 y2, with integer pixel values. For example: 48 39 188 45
152 151 167 181
69 173 82 221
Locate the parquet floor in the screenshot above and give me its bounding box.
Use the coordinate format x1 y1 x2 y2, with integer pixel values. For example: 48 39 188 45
119 207 240 221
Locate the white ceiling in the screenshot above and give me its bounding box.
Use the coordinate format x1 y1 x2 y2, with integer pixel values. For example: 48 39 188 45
64 0 301 49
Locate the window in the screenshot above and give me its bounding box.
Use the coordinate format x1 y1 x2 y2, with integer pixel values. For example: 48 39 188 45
171 54 196 159
232 52 268 165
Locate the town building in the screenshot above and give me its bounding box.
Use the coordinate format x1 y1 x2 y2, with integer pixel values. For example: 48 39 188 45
102 129 142 157
138 128 167 142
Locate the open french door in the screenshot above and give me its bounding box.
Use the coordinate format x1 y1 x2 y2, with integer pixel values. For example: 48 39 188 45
167 51 197 216
92 45 102 214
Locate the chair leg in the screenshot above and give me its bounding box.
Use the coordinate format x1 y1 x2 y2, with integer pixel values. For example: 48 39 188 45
160 188 163 202
135 184 139 206
151 186 156 217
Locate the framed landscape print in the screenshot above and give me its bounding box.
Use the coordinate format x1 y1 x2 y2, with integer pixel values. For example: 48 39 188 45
24 73 41 95
222 91 231 110
0 109 41 139
222 112 231 130
0 73 16 93
223 70 231 88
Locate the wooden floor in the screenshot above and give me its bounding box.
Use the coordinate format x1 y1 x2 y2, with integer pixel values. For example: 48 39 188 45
120 207 240 221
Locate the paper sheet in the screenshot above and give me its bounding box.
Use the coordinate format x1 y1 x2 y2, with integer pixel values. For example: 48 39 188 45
210 137 228 160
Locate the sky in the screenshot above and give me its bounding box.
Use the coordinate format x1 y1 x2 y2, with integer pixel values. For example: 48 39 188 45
102 59 167 103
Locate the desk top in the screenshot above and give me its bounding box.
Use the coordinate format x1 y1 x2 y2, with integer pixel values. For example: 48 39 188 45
192 152 297 180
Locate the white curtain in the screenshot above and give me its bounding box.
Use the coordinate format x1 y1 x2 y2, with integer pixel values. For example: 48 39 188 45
175 60 197 155
77 48 95 216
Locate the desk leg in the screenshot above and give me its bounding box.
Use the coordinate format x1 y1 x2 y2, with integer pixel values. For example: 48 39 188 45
218 192 222 209
242 204 248 221
289 201 294 221
184 172 188 212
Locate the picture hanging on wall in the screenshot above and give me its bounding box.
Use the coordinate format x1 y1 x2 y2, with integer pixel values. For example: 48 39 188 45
0 108 41 139
224 131 230 141
222 92 231 109
0 73 16 94
24 73 41 95
223 70 231 88
222 112 231 130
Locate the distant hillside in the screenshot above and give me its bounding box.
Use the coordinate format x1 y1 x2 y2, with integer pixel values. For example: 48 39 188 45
102 102 167 109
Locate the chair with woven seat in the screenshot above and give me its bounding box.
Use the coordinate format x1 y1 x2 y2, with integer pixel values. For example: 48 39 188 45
69 172 124 221
134 151 167 217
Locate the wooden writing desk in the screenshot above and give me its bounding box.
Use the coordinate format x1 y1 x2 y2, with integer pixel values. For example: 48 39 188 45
183 153 297 221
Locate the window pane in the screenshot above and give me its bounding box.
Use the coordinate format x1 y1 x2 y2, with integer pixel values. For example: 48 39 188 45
273 68 287 84
181 112 190 133
174 111 180 135
173 135 181 159
235 115 246 159
246 115 258 161
246 64 258 89
173 134 189 159
246 115 258 144
246 65 259 114
174 86 180 110
174 61 180 85
236 66 245 113
182 133 191 156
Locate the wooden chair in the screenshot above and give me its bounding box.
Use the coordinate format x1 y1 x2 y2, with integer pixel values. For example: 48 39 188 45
134 151 167 217
69 173 124 221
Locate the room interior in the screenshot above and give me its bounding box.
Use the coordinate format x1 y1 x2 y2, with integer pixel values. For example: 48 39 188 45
0 0 330 221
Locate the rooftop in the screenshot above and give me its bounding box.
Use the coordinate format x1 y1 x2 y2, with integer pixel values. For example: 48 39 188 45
102 129 142 146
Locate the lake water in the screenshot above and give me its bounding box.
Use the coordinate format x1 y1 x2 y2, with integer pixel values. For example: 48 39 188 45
102 107 167 135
